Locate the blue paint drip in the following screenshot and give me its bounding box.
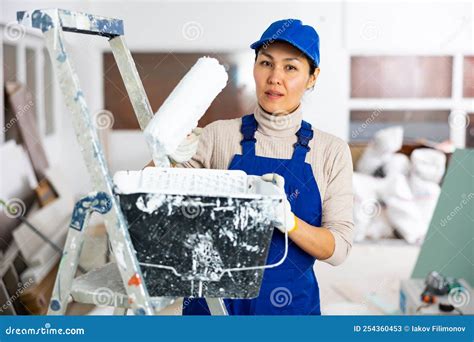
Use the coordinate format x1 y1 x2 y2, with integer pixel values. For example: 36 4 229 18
56 37 67 63
134 307 147 315
16 11 25 22
74 91 84 102
56 52 66 63
94 18 124 36
50 299 61 311
31 10 54 32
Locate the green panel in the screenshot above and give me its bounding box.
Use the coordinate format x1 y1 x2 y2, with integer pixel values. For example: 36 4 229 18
412 149 474 286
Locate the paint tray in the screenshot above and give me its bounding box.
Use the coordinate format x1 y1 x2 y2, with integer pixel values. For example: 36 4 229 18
113 167 284 299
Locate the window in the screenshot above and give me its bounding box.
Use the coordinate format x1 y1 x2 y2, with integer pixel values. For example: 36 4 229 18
349 55 470 145
3 44 17 83
351 56 453 98
103 52 246 129
350 110 449 142
1 27 56 143
463 57 474 98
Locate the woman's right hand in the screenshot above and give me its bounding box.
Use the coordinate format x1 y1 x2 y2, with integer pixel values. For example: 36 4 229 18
168 127 203 164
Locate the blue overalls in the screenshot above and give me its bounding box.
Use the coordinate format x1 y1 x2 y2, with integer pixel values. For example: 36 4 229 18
183 114 323 315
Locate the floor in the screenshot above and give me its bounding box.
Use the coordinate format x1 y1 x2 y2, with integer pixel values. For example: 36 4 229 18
71 239 420 316
317 240 420 315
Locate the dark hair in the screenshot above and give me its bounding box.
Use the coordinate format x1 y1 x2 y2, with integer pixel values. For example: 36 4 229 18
254 47 317 75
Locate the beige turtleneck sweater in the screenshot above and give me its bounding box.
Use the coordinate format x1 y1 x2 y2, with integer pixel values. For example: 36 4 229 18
179 105 354 266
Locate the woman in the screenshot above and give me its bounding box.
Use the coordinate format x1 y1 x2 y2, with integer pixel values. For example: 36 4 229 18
154 19 354 315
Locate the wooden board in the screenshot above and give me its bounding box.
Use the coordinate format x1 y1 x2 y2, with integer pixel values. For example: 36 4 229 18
5 82 48 181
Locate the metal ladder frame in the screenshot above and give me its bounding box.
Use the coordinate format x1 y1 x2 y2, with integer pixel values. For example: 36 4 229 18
17 8 227 316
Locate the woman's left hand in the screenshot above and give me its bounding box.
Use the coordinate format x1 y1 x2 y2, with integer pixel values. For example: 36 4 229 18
261 173 297 233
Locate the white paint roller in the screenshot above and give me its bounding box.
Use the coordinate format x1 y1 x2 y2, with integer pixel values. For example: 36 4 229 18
144 57 228 167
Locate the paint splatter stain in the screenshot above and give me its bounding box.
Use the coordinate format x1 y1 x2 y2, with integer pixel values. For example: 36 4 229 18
128 273 141 286
50 299 61 311
134 307 146 315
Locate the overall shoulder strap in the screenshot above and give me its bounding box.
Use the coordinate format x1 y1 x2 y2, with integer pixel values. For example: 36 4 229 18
240 114 258 155
292 120 314 163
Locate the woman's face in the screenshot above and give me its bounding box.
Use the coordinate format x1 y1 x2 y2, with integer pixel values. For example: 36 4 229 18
253 41 319 115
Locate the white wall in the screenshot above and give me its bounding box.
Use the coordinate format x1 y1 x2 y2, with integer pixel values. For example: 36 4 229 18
2 1 106 195
344 1 472 52
92 0 472 173
2 1 473 195
54 34 104 193
90 1 350 172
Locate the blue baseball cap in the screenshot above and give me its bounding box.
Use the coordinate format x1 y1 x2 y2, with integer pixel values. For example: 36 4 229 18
250 19 320 67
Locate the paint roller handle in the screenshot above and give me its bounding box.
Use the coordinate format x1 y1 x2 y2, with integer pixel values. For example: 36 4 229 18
167 127 203 164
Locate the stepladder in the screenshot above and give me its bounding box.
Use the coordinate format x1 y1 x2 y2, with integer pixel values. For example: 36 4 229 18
16 8 175 316
17 8 285 316
49 190 229 316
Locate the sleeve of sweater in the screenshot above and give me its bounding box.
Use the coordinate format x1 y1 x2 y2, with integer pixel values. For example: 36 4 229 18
177 123 215 169
320 141 355 266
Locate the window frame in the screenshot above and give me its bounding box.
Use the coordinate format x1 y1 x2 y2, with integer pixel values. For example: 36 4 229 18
1 23 60 154
349 52 473 147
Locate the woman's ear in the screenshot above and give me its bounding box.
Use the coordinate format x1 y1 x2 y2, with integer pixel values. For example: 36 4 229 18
307 68 320 90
